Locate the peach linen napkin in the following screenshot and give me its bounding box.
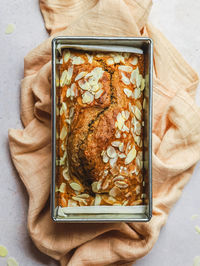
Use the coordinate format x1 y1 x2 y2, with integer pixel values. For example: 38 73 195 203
8 0 200 265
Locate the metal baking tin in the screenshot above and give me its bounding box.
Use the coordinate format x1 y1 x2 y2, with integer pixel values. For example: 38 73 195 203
51 37 153 222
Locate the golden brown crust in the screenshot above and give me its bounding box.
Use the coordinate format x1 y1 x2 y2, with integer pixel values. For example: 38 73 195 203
56 50 146 207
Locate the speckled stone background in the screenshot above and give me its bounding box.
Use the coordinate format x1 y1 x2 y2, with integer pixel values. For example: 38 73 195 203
0 0 200 265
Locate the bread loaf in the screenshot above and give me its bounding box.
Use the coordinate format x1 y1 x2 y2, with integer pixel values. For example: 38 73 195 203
56 49 145 207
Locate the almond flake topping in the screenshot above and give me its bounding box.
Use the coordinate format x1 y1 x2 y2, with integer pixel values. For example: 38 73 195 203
60 126 67 140
141 78 145 91
86 53 93 64
82 91 94 104
68 199 78 207
118 65 133 72
59 183 67 193
70 182 82 191
119 153 126 159
110 156 118 168
130 67 139 85
94 194 101 205
107 146 117 158
107 58 114 65
64 50 70 63
130 56 138 66
123 88 132 98
125 147 136 165
133 87 141 99
112 54 125 64
91 182 98 193
63 168 70 181
72 56 85 65
75 71 87 81
94 88 103 99
111 141 121 148
115 181 128 189
121 72 130 85
135 106 142 120
102 151 109 163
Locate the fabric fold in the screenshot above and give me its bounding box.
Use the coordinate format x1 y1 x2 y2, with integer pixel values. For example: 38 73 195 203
8 0 200 265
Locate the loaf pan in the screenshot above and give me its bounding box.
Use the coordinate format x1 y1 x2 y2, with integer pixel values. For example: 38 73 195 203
51 37 153 222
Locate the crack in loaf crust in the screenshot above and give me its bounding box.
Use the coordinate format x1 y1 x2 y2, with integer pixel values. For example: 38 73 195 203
56 49 146 207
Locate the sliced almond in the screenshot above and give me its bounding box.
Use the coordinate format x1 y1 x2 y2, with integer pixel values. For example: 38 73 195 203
121 72 130 85
110 166 118 176
7 257 19 266
97 180 102 191
104 169 109 176
141 78 145 91
64 50 70 63
109 186 121 197
135 185 141 195
107 146 117 159
82 91 94 104
119 142 124 152
60 70 68 87
103 195 116 204
122 124 129 133
91 181 98 193
60 126 67 140
0 245 8 257
72 56 85 65
130 56 138 66
133 87 141 99
110 156 118 168
88 67 104 81
86 53 93 64
72 196 87 205
125 147 136 164
75 71 87 81
68 199 78 207
102 151 109 163
134 134 142 147
59 183 67 193
130 67 139 85
116 112 125 130
124 110 130 120
61 102 67 115
118 65 133 72
115 131 121 139
113 175 125 182
193 256 200 266
65 119 71 125
112 54 125 64
107 58 114 65
94 194 101 206
111 141 121 148
131 199 142 205
102 178 110 190
78 80 90 91
63 168 70 181
141 193 146 199
143 98 146 109
115 180 128 189
118 153 126 158
95 88 103 99
136 74 142 88
123 200 129 206
135 106 142 120
124 52 130 59
70 182 82 191
123 88 132 98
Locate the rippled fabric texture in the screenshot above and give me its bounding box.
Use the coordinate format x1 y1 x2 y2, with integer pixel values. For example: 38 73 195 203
8 0 200 265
